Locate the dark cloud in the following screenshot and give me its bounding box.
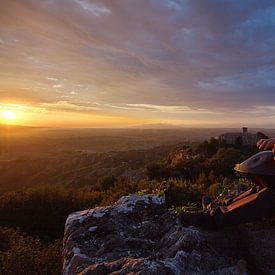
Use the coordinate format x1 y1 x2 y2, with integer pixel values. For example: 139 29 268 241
1 0 275 126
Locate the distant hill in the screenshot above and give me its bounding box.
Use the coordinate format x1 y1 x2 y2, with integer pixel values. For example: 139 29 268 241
130 123 183 129
0 124 42 131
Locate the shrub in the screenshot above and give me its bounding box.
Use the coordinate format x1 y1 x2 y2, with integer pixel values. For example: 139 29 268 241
145 162 170 180
0 185 103 239
164 179 203 208
96 175 117 191
101 177 138 205
0 227 62 275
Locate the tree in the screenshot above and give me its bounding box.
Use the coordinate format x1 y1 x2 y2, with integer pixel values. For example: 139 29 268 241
96 175 116 191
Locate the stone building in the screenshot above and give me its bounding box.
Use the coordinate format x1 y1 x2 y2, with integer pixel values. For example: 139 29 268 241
219 127 267 146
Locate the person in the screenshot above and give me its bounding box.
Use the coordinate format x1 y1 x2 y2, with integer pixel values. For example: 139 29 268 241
180 138 275 229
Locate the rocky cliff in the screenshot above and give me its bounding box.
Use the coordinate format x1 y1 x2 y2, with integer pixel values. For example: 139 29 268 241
63 194 275 275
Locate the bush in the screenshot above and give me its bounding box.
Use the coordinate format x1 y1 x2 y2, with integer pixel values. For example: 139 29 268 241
0 185 103 239
101 177 138 205
96 175 116 191
164 179 203 208
0 227 62 275
145 162 170 180
208 178 252 200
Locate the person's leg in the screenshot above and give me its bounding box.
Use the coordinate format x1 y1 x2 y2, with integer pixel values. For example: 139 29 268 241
180 188 275 229
213 188 275 228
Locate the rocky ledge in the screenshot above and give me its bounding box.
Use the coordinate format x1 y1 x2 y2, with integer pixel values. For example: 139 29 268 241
63 194 275 275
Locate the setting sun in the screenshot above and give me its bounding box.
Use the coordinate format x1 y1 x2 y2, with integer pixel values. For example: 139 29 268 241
2 110 16 120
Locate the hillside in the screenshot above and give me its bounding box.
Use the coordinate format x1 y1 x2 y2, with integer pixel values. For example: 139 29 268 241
0 132 273 274
0 146 174 194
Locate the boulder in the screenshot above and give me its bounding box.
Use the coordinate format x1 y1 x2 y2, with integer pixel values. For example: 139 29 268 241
63 194 275 275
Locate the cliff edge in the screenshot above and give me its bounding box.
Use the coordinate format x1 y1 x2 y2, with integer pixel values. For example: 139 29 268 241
63 194 275 275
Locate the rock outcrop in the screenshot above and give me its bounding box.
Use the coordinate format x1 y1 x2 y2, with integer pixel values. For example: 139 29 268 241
63 194 275 275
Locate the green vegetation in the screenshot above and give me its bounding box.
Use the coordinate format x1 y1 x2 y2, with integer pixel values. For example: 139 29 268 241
0 137 258 274
0 185 103 238
0 227 61 275
170 203 200 214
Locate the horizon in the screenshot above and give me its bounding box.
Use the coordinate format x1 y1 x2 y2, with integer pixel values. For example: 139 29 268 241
1 123 275 131
1 1 275 127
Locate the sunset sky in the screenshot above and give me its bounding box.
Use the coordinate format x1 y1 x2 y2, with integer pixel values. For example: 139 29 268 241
1 0 275 128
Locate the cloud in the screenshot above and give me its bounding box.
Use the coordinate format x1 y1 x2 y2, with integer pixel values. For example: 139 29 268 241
39 100 102 113
74 0 111 16
46 77 59 82
1 0 275 126
125 104 217 114
53 84 62 88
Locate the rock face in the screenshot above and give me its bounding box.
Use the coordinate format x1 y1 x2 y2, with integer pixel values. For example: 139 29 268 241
63 194 275 275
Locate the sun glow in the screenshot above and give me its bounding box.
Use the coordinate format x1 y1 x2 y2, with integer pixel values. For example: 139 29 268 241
2 110 16 120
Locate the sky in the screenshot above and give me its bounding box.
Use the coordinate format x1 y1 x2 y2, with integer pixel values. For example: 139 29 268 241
1 0 275 128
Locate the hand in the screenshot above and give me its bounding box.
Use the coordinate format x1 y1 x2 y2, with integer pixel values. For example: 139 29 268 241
257 138 275 150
